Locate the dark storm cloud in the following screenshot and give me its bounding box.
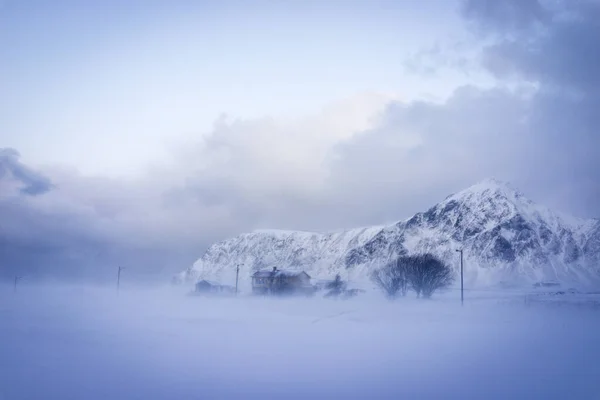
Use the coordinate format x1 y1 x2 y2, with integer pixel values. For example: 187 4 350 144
462 0 600 90
0 148 53 195
461 0 548 34
0 160 214 282
0 140 271 281
478 1 600 92
459 0 600 215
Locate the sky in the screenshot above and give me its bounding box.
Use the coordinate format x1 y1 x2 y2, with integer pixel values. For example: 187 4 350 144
1 0 480 176
1 0 600 281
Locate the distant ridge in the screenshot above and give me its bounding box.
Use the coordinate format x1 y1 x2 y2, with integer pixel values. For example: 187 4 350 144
176 179 600 289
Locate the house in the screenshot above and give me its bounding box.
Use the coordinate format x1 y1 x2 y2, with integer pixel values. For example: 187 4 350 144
312 279 333 290
251 267 312 295
194 280 235 295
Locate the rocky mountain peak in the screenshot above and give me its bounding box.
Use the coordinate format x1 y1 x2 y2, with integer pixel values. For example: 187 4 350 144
444 178 528 213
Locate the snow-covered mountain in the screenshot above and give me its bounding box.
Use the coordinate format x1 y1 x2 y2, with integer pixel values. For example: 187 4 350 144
176 179 600 290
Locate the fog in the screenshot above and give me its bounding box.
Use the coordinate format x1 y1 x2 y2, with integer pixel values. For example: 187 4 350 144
2 284 599 400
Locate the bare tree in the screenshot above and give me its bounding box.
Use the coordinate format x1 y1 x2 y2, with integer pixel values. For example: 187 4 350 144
405 254 454 298
325 274 347 297
372 254 454 299
371 259 409 299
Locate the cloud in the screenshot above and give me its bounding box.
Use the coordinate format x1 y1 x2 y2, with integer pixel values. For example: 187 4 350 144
325 87 529 222
165 92 394 229
403 41 480 78
466 0 600 90
0 148 53 196
459 0 600 213
461 0 549 35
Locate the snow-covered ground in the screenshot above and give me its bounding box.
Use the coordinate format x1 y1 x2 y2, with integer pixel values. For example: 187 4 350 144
1 284 599 400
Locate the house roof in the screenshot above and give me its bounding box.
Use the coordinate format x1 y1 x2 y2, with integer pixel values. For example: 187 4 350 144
196 279 222 286
313 279 335 287
252 269 311 279
252 270 274 278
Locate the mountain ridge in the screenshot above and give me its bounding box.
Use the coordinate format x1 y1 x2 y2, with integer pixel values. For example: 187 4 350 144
176 179 600 290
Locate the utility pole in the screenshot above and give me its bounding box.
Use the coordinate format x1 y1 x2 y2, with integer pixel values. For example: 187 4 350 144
235 264 240 295
117 266 125 293
14 276 22 293
455 249 464 306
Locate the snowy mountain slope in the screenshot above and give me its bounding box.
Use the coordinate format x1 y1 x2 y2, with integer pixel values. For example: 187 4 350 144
175 226 384 290
349 179 598 286
176 179 600 289
583 220 600 272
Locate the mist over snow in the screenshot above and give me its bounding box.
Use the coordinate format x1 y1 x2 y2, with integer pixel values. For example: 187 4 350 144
2 283 600 400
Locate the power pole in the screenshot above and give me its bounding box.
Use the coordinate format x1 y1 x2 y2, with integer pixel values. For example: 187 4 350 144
117 266 125 293
235 264 240 295
455 249 464 305
14 276 22 293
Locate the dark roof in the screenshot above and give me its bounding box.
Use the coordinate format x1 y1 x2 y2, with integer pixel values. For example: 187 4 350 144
196 279 231 287
252 269 311 279
313 279 334 287
252 270 274 278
